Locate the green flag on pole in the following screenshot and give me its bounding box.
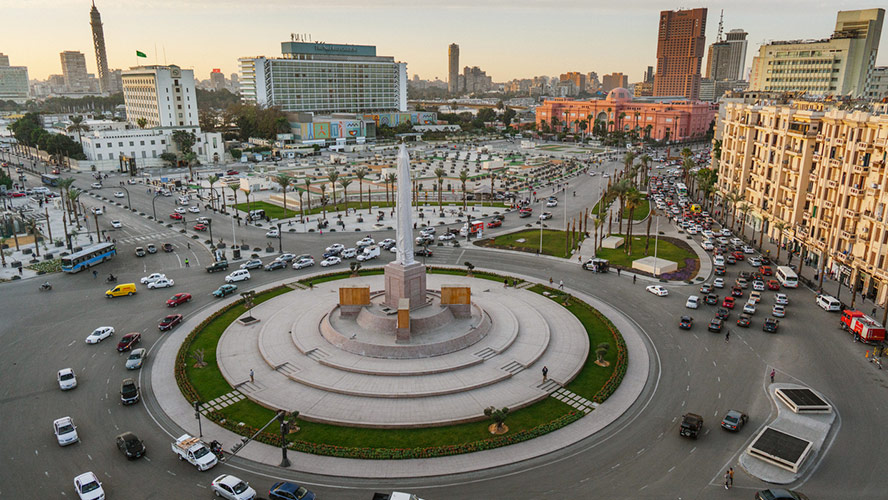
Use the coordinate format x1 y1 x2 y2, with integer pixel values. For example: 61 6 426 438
136 50 147 58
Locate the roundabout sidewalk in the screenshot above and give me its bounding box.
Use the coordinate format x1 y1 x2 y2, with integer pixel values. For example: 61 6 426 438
150 267 654 478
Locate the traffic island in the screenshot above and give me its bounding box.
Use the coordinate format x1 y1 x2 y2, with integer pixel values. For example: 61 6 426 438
594 234 698 281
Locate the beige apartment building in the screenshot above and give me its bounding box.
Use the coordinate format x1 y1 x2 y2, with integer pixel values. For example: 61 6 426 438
717 99 888 303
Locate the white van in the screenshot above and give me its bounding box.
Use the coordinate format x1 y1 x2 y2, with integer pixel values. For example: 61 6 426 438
225 270 251 283
178 196 190 206
32 186 51 195
356 245 380 262
816 294 841 312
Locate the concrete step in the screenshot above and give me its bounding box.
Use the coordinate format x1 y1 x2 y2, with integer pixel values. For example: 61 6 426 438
500 360 525 375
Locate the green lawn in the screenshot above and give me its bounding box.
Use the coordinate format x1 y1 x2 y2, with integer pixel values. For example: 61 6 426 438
594 234 697 271
482 229 584 259
591 199 649 221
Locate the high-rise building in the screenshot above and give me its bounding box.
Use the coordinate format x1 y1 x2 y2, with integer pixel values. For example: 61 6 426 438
463 66 493 93
448 43 460 93
240 41 407 114
644 66 655 83
586 72 600 91
107 69 122 93
560 72 587 93
725 29 748 80
866 66 888 101
653 8 708 100
122 65 198 128
210 69 225 90
90 1 111 93
0 54 30 103
601 72 628 93
60 51 89 92
749 9 884 97
705 41 733 80
229 73 239 92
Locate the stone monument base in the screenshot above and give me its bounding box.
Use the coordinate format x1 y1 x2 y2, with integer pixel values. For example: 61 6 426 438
384 261 428 310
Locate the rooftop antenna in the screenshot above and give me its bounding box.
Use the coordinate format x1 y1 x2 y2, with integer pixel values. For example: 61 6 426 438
717 10 724 42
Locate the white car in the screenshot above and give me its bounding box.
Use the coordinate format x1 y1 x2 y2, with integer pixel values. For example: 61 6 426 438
57 368 77 390
420 227 436 236
175 207 187 214
292 257 314 269
211 474 257 500
85 326 114 344
110 220 122 228
266 228 280 238
702 230 713 239
225 270 251 283
775 293 789 305
772 305 786 317
54 417 79 446
686 295 700 309
439 233 456 241
147 277 174 289
380 238 396 249
686 227 697 235
140 273 167 284
356 237 375 246
646 285 669 297
341 247 358 259
752 280 765 291
91 207 103 215
321 256 342 267
743 302 757 314
713 256 725 266
546 199 558 207
721 228 732 236
539 212 553 220
748 257 762 267
73 471 104 500
188 205 200 213
743 245 755 254
90 182 102 189
325 243 345 253
713 278 725 288
730 237 744 246
701 241 714 251
113 191 125 198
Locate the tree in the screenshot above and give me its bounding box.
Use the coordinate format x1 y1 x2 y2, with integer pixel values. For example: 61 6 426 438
326 168 339 211
459 169 469 212
773 221 788 263
136 117 148 129
228 184 239 220
595 342 611 366
339 178 352 213
354 167 368 213
275 174 292 219
464 261 475 277
66 115 89 145
639 154 652 188
610 180 630 235
386 173 397 208
207 175 219 211
623 151 636 177
489 172 496 207
184 151 198 182
242 188 252 224
644 208 656 255
171 130 197 160
758 214 769 249
319 183 328 219
681 157 695 186
160 152 177 166
434 167 446 214
738 202 752 238
624 189 642 254
484 406 510 434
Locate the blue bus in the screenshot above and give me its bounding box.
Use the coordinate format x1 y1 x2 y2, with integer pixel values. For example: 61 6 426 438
60 242 117 273
41 174 60 186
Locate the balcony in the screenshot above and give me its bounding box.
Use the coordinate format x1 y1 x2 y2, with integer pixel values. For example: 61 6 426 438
815 239 828 250
845 209 859 219
819 219 831 229
802 212 811 220
852 165 869 175
841 230 856 240
829 159 842 168
856 141 871 150
806 192 816 201
875 137 886 148
824 200 834 209
816 134 824 141
826 179 838 189
836 138 845 146
849 186 862 197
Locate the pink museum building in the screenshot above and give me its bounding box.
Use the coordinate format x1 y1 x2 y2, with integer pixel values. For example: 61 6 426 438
536 88 718 142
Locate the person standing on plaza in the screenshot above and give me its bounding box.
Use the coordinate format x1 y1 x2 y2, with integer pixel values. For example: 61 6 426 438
559 280 564 290
249 369 254 383
724 470 731 489
729 467 734 487
770 369 775 383
542 365 548 382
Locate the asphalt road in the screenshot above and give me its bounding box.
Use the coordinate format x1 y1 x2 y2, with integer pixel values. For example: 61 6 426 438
2 150 886 499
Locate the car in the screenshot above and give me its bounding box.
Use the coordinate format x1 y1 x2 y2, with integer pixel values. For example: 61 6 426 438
225 270 251 283
715 308 730 320
749 290 762 303
174 207 187 214
167 292 192 307
74 471 104 500
125 348 146 370
110 219 122 229
113 191 125 198
90 182 103 189
722 296 735 309
725 255 736 265
685 227 697 235
487 220 502 228
702 293 718 305
686 295 700 309
646 285 668 296
754 488 809 500
159 314 183 331
730 286 743 298
264 260 287 271
54 416 79 446
170 212 183 220
147 277 174 289
736 277 749 289
772 305 786 317
325 244 345 254
708 318 724 332
91 207 103 215
729 237 743 246
212 474 257 500
57 368 77 390
193 223 208 231
116 431 145 458
713 277 724 288
226 169 239 175
743 245 756 254
765 279 780 291
714 265 726 276
85 326 114 344
269 481 316 500
732 250 746 260
775 293 789 305
720 410 749 431
341 247 358 259
699 283 713 294
752 280 765 291
701 241 714 251
546 199 558 207
760 265 773 276
539 212 553 220
141 273 167 285
120 379 141 405
188 205 200 213
237 259 261 270
713 255 725 266
213 284 238 298
415 248 433 257
679 316 693 329
748 256 762 266
736 313 752 327
163 242 174 252
743 302 757 314
116 332 142 351
146 243 157 254
293 257 315 269
135 246 146 257
266 228 280 238
196 216 210 225
357 236 376 246
379 238 396 249
277 253 297 263
439 233 456 241
763 317 780 333
518 210 531 218
321 256 342 267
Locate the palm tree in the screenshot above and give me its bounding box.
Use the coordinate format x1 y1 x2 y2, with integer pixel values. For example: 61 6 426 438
354 167 368 213
338 178 352 213
275 174 292 218
386 173 397 207
302 178 312 214
639 154 652 188
434 167 446 214
758 214 769 249
69 189 83 222
618 112 627 131
611 180 630 235
184 151 198 182
228 184 239 218
242 189 251 224
681 157 695 186
319 184 328 219
681 147 692 161
489 172 496 207
326 168 339 212
66 116 89 145
644 208 656 255
57 177 75 219
623 151 636 177
459 169 469 212
207 175 219 211
136 118 148 129
593 217 603 251
624 189 642 254
773 221 788 263
738 202 752 238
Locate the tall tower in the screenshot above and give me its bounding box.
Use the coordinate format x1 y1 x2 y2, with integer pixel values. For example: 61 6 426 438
90 1 111 93
653 8 708 100
448 43 460 94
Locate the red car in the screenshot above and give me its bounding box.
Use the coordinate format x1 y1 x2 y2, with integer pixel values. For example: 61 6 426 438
722 296 735 309
7 192 25 198
116 332 142 352
170 213 183 220
158 314 183 331
166 293 192 307
760 266 773 276
226 170 239 176
193 223 208 231
487 220 502 228
731 251 745 260
767 280 780 291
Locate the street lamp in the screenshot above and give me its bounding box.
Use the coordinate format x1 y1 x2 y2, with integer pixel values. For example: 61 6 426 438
277 222 283 253
151 193 162 221
278 411 291 468
194 400 203 438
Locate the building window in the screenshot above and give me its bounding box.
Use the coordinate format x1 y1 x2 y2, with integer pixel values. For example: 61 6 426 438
151 140 155 145
140 140 145 146
129 141 134 146
97 153 102 160
96 143 101 148
118 142 123 147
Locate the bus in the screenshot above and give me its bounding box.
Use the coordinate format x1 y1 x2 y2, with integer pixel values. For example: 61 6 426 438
41 173 60 186
60 242 117 273
775 266 799 288
675 182 688 196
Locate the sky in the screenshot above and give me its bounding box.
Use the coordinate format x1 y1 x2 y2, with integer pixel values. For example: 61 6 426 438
3 1 887 85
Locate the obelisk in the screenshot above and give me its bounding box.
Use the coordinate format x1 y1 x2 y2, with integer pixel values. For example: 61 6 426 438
383 144 427 311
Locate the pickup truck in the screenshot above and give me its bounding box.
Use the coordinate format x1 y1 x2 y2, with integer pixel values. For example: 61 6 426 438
372 493 425 500
680 413 703 439
171 434 217 471
206 260 229 273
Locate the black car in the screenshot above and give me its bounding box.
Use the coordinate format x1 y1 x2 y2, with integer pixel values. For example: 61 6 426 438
323 249 340 258
763 317 780 333
714 265 726 276
264 260 287 271
162 242 174 252
415 248 433 257
737 313 752 327
116 432 146 459
715 308 730 320
725 255 736 265
679 316 693 330
708 318 723 332
760 256 772 266
754 489 809 500
206 260 229 273
704 294 719 305
731 286 744 297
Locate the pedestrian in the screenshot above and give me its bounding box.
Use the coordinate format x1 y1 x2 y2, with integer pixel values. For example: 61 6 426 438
617 268 621 277
249 369 254 383
187 242 191 250
18 266 23 276
559 279 564 290
309 280 314 289
504 278 509 287
725 330 730 343
729 467 734 487
724 470 730 489
549 277 554 285
542 365 548 382
92 270 98 279
872 307 877 317
184 258 190 267
633 275 637 284
770 369 775 383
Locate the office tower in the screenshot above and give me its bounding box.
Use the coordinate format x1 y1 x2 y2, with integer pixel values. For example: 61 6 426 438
601 72 629 93
122 65 198 128
0 53 9 66
60 51 89 92
90 1 111 93
705 41 732 80
653 8 708 99
210 69 225 90
0 54 30 103
448 43 460 93
644 66 654 83
725 29 748 80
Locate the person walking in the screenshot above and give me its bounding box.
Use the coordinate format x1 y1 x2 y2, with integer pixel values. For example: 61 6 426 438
617 268 621 277
549 277 554 285
633 275 637 284
729 467 734 487
725 330 730 343
184 258 190 267
542 365 548 382
770 369 775 383
559 280 564 290
249 369 254 383
92 270 98 279
724 470 730 489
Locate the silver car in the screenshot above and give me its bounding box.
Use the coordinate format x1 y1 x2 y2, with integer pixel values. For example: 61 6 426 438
126 348 147 370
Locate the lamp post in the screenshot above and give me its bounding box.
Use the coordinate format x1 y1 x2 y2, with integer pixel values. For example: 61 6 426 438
151 193 162 221
653 211 661 276
277 222 283 253
194 400 203 437
278 411 291 468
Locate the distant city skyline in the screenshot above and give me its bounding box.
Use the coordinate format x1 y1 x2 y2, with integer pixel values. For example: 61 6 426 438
5 1 888 87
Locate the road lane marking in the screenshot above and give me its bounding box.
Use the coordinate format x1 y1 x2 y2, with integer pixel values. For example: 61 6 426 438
668 466 676 472
196 483 207 489
718 392 722 399
88 454 92 460
455 249 465 265
610 463 621 469
686 385 690 391
67 340 76 347
713 360 718 367
167 470 176 476
690 447 696 454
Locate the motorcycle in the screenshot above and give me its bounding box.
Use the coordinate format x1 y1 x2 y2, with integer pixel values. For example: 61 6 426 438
209 440 224 459
105 275 118 283
39 283 52 291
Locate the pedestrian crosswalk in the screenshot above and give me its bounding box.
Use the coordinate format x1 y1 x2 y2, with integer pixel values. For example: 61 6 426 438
199 390 245 415
117 232 174 244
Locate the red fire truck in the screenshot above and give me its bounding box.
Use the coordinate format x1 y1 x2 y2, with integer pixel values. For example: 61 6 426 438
840 310 886 343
